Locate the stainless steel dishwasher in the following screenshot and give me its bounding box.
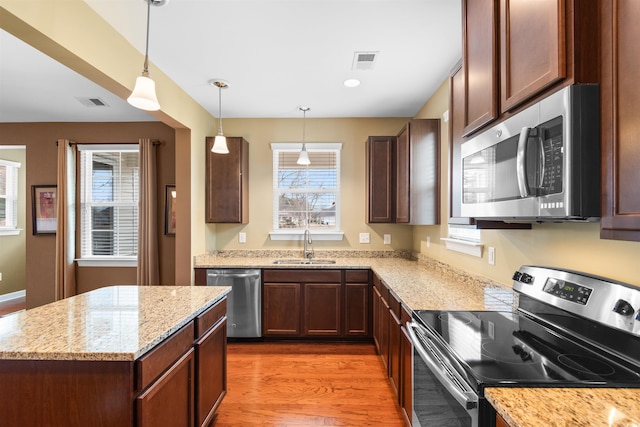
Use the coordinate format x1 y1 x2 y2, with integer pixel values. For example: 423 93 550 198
206 269 261 338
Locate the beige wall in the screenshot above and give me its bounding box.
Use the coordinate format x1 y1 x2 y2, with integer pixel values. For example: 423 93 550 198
0 147 26 296
0 122 176 307
413 79 640 287
211 118 413 252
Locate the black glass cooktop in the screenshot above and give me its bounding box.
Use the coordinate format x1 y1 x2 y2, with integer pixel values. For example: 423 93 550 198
413 309 640 390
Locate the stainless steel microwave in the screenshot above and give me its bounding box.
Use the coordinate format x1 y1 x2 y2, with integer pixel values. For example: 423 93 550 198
460 84 600 222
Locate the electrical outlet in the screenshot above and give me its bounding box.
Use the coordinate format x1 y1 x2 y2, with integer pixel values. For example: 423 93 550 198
426 236 430 248
488 247 496 265
359 233 370 244
383 234 391 244
0 272 2 281
238 232 246 243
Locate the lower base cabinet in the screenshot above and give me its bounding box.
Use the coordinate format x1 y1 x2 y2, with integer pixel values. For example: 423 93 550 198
262 269 371 339
0 298 227 427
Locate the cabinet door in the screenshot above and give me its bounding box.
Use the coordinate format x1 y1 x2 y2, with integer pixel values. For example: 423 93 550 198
304 283 341 336
395 126 410 224
205 136 249 223
388 309 401 399
195 318 227 427
500 0 566 112
263 283 301 336
366 136 396 223
372 286 382 353
400 324 413 425
344 283 370 336
462 0 499 135
600 0 640 241
137 348 195 427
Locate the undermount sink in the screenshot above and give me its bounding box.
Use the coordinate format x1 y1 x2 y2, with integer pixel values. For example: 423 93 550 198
272 259 336 265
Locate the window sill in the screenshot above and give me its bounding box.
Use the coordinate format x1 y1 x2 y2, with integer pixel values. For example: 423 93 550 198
76 257 137 267
269 230 344 241
0 229 21 236
440 238 483 257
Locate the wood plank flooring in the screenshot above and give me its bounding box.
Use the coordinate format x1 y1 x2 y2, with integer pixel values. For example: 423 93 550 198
215 342 406 426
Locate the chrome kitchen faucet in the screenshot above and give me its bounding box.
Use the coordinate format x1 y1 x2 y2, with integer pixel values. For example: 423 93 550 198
303 228 314 260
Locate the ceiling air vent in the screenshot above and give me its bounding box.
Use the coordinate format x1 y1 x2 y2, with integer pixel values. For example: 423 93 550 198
76 97 110 107
351 51 379 71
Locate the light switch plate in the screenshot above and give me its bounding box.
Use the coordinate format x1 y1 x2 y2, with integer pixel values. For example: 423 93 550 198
359 233 370 244
383 234 391 244
238 232 247 243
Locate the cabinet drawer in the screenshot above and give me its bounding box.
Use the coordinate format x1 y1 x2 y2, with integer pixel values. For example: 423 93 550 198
136 322 195 391
263 269 341 283
195 298 227 338
345 270 369 283
373 275 390 303
389 292 401 319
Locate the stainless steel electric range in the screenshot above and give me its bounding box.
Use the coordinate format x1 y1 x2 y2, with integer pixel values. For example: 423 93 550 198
407 266 640 427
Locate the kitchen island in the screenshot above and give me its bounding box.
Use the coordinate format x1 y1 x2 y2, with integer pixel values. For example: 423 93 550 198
0 285 230 427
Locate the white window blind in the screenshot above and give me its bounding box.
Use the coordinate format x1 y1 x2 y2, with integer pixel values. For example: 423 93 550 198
79 145 139 259
271 143 341 231
0 159 20 230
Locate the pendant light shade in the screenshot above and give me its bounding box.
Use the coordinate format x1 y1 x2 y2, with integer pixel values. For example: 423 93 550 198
127 0 165 111
297 107 311 165
210 79 230 154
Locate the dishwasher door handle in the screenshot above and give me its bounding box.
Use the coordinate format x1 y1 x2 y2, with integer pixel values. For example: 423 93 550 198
207 272 260 279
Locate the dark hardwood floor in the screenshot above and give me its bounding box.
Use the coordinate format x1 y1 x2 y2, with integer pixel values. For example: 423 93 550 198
215 342 406 426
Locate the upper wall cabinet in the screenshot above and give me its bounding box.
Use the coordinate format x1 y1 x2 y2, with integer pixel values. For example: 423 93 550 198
462 0 598 137
366 120 440 225
600 1 640 241
205 137 249 224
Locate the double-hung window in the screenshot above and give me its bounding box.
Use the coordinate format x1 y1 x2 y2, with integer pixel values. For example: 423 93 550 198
78 144 139 265
0 159 21 235
270 143 342 240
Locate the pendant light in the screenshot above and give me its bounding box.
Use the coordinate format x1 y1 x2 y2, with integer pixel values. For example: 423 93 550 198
209 79 230 154
297 107 311 165
127 0 166 111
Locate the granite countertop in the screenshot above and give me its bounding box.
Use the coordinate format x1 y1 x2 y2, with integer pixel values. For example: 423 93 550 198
194 251 516 312
486 387 640 427
0 285 230 361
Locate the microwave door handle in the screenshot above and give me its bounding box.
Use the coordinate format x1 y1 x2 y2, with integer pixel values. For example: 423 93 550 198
538 137 546 190
517 126 532 197
407 322 478 410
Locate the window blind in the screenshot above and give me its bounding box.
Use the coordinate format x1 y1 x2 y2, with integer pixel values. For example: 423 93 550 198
79 146 139 258
0 160 20 229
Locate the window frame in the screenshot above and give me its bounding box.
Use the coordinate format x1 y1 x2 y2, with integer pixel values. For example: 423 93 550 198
269 142 343 241
77 144 139 267
0 159 21 236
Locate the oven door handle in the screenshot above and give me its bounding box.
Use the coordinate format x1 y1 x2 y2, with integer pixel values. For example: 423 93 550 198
407 321 478 410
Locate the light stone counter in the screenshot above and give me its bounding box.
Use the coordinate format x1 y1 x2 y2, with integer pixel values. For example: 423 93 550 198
0 285 230 361
194 251 516 312
486 387 640 427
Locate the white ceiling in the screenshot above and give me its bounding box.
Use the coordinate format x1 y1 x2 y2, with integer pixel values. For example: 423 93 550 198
0 0 462 122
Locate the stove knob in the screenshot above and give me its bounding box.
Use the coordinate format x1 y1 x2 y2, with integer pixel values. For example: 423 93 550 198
612 299 634 316
512 271 522 281
520 273 534 284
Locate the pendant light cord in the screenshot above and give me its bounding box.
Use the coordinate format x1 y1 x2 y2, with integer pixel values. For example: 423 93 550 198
143 0 151 75
218 86 224 135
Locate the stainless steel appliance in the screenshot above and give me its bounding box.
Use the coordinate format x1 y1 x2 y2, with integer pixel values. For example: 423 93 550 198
461 84 600 221
408 266 640 427
206 269 261 338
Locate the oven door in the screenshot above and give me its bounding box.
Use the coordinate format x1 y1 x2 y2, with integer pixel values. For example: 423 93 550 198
408 321 479 427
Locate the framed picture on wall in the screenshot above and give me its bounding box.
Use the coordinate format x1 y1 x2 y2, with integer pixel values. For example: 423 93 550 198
32 185 57 235
165 185 176 236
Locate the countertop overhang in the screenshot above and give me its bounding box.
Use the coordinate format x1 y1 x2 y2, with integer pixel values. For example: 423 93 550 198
0 285 230 361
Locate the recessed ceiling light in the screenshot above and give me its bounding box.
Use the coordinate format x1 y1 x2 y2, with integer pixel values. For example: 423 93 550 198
344 79 361 88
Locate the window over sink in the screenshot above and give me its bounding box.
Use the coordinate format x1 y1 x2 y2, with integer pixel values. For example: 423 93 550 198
269 143 343 241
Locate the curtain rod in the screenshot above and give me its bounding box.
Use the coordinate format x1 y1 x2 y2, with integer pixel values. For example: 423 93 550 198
56 140 162 146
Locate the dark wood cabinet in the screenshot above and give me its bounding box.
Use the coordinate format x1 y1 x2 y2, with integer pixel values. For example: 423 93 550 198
263 269 371 339
194 302 227 427
499 0 566 112
462 0 499 136
205 136 249 223
262 282 302 336
461 0 598 136
400 307 413 426
367 120 440 225
344 270 371 337
366 136 396 223
388 294 402 398
137 348 195 427
496 412 510 427
600 0 640 241
373 274 390 371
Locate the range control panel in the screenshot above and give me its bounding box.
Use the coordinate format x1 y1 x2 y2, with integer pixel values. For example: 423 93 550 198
542 278 592 305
